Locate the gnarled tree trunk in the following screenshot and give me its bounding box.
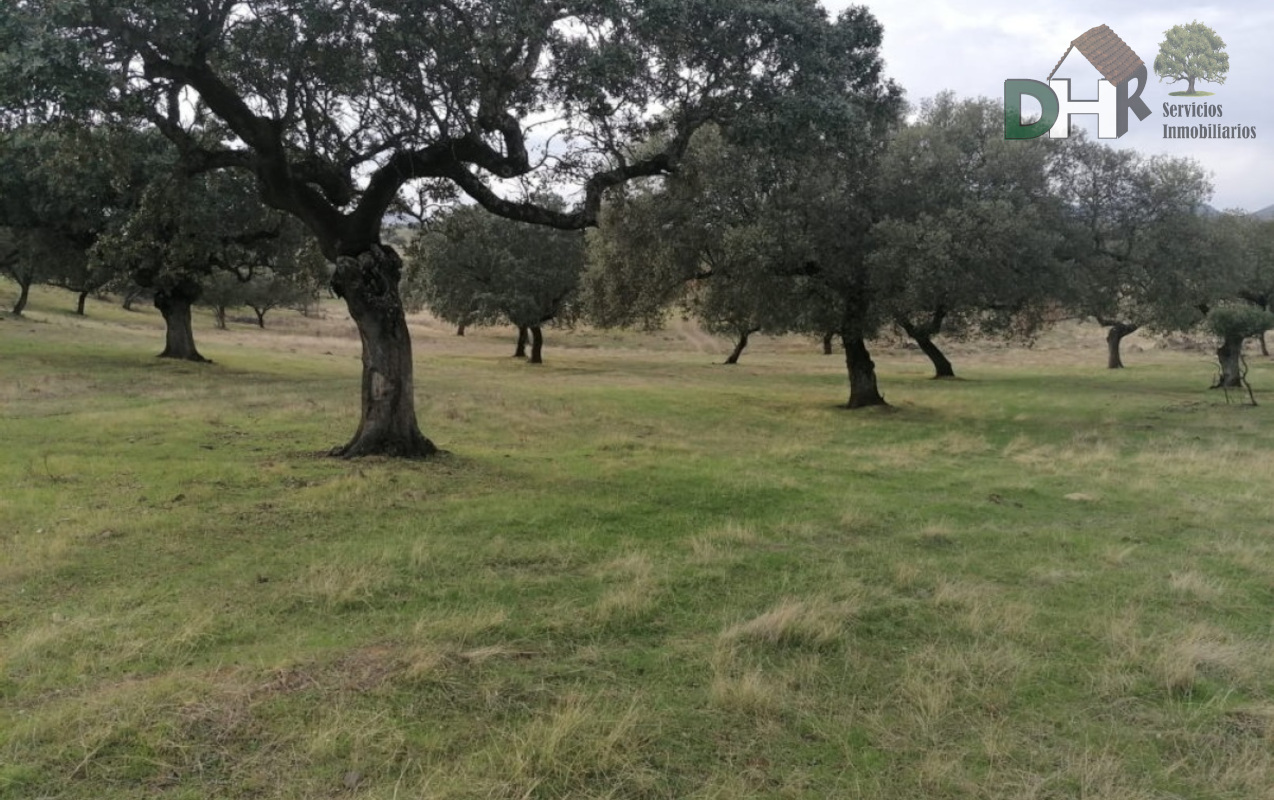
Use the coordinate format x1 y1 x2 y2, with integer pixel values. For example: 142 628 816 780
843 334 887 409
1103 322 1139 369
514 326 529 358
154 279 210 362
529 325 544 364
725 328 758 365
1214 336 1244 388
330 244 437 459
898 311 953 379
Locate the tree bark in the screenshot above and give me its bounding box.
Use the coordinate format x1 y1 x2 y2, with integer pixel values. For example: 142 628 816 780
154 280 210 362
1260 331 1268 357
843 334 887 408
75 290 88 316
456 322 466 336
1187 76 1196 94
529 325 544 364
898 314 954 379
12 276 31 315
1104 322 1139 369
1214 336 1244 388
213 305 227 330
330 244 437 459
822 331 835 355
514 325 529 358
122 288 144 311
251 306 267 328
724 328 757 365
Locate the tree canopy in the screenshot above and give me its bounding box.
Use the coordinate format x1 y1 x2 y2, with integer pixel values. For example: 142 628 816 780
1 0 901 456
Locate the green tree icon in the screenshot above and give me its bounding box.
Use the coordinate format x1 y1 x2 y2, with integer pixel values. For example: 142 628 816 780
1154 21 1229 96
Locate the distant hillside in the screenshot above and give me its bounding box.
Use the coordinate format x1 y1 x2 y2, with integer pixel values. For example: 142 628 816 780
1253 204 1274 221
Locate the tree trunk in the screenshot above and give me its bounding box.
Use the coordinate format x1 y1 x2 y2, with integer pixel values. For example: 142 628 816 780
529 325 544 364
154 280 210 363
724 328 757 365
12 276 31 315
514 325 529 358
913 330 955 378
843 334 887 409
1260 331 1268 357
253 307 267 328
75 289 88 316
456 322 466 336
822 331 835 355
330 244 437 459
1187 75 1196 94
123 288 143 311
1105 323 1138 369
1214 336 1244 388
213 305 227 330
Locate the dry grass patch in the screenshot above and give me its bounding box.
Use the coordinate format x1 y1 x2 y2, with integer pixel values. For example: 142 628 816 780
592 551 660 623
1167 569 1223 601
1154 624 1268 696
413 606 509 645
687 521 757 564
720 595 859 649
486 694 655 798
295 560 392 611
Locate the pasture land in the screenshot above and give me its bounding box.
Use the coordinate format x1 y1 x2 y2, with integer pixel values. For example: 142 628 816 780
2 284 1273 799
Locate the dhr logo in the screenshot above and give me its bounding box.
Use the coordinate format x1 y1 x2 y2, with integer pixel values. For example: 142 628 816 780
1005 25 1152 139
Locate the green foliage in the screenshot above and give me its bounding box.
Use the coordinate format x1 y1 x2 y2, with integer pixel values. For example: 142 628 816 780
1206 303 1274 341
1054 137 1218 334
405 200 587 331
870 94 1064 342
1153 21 1229 91
4 0 898 255
585 126 823 341
91 170 294 298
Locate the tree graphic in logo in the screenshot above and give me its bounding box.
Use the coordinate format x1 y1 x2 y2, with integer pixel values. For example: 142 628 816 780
1153 21 1229 96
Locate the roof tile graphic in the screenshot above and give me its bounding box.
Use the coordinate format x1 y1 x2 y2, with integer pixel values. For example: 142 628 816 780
1046 24 1144 86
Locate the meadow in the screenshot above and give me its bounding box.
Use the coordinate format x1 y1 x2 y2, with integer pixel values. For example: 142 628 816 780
2 283 1273 799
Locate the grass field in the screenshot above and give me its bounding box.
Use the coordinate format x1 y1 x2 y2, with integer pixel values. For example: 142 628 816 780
3 283 1274 799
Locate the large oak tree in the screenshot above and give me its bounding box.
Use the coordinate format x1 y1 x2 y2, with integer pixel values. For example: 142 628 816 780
4 0 897 457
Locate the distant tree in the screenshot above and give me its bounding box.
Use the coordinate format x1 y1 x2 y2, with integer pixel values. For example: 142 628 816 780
1154 21 1229 95
1206 304 1274 394
93 170 286 362
0 123 140 315
584 127 813 366
1213 215 1274 355
870 95 1065 378
5 0 898 457
406 201 587 364
1053 140 1216 368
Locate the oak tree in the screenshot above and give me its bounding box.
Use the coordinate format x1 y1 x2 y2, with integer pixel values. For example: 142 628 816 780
5 0 896 457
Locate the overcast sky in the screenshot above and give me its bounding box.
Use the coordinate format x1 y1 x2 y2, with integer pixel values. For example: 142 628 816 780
822 0 1274 212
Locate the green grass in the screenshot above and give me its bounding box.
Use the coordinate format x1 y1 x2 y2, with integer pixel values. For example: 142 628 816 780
3 284 1274 798
1168 91 1217 97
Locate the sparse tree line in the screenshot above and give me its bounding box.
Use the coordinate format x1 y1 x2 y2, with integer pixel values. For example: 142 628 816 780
1 1 1271 459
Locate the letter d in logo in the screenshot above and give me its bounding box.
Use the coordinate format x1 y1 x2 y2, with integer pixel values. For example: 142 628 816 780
1004 80 1059 139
